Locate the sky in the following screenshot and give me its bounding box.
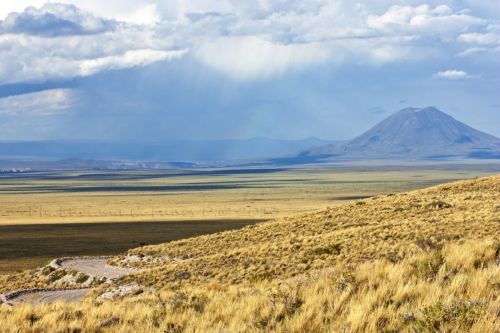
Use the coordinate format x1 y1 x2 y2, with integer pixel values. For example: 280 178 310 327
0 0 498 142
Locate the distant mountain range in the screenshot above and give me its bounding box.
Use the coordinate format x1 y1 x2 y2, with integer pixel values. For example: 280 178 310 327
0 107 498 171
0 137 335 163
301 107 500 160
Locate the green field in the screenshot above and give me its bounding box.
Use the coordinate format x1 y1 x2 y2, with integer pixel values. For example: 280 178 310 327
0 164 498 273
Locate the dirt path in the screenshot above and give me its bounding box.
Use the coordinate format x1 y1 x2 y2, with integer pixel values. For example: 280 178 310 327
2 257 137 305
60 258 136 279
8 289 91 305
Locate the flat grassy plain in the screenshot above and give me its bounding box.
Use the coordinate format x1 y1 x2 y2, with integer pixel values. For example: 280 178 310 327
1 165 496 225
0 164 497 273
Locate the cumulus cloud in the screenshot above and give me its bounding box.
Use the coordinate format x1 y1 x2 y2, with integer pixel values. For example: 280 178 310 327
458 23 500 55
366 4 484 38
125 4 161 25
0 89 78 116
0 3 115 36
434 69 472 79
0 2 497 83
0 20 185 84
188 2 495 79
0 3 186 84
460 32 498 45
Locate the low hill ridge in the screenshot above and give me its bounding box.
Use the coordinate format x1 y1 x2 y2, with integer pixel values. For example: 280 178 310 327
115 175 499 288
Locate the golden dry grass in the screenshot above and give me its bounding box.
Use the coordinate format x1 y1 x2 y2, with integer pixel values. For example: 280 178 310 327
114 175 499 290
0 175 498 332
0 239 498 332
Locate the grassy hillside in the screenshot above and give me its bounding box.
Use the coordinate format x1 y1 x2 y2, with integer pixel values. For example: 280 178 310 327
114 175 499 289
0 175 499 332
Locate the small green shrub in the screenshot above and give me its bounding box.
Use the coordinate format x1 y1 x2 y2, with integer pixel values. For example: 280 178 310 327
426 201 452 209
47 269 67 283
41 266 55 276
75 273 89 284
163 322 183 333
410 251 444 280
168 292 208 313
309 243 342 256
411 301 484 332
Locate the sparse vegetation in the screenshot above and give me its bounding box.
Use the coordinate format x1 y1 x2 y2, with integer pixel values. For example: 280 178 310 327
108 175 499 292
0 174 498 332
0 239 498 332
